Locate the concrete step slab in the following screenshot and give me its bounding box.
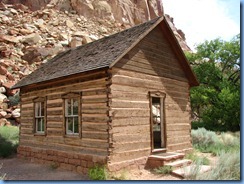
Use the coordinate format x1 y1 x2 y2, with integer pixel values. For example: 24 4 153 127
172 164 212 178
165 159 192 168
149 152 185 161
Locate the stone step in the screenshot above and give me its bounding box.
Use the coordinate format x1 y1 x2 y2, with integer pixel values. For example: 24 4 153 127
164 159 192 168
172 164 212 178
149 152 185 161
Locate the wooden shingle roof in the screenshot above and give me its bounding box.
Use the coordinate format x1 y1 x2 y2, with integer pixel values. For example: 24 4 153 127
12 16 198 89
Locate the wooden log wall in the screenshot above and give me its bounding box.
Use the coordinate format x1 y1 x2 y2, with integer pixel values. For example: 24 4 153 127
108 25 192 165
19 70 110 157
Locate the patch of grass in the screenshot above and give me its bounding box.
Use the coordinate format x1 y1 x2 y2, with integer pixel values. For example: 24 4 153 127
88 165 107 180
50 162 59 170
109 170 128 180
186 151 240 180
0 126 19 158
191 128 240 155
153 165 172 175
185 152 210 165
0 163 6 180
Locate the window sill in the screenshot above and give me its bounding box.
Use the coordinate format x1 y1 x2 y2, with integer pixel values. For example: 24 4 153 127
64 134 80 138
34 133 46 136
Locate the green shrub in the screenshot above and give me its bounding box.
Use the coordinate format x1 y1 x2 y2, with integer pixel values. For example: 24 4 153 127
191 128 240 156
0 163 6 180
191 128 219 151
187 151 240 180
110 170 128 180
50 162 59 170
8 92 20 106
185 152 210 165
191 121 206 130
88 165 107 180
0 126 19 158
153 165 172 175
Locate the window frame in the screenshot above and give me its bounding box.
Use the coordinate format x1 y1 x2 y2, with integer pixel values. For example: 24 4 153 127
149 91 166 150
62 92 81 137
33 97 46 135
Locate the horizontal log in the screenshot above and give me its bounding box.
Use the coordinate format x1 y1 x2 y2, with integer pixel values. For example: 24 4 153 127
167 130 190 137
47 116 63 122
19 139 108 156
167 136 191 145
109 148 150 162
47 110 63 116
82 131 108 140
21 78 109 101
113 141 150 153
112 117 150 127
82 108 108 114
167 142 192 152
111 99 149 109
82 116 109 123
82 122 108 131
109 90 147 101
47 122 63 128
47 102 63 108
113 133 150 143
112 124 150 134
111 68 189 88
110 109 150 118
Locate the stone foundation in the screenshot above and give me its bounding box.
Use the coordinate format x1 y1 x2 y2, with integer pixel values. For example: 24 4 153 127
17 146 107 174
107 157 148 172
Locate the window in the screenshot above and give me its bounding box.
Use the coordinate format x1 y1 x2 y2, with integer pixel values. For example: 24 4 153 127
149 91 166 149
33 97 46 134
62 92 81 136
65 98 79 135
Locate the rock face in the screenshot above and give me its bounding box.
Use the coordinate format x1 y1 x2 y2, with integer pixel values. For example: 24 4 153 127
2 0 164 25
1 0 51 11
0 0 191 126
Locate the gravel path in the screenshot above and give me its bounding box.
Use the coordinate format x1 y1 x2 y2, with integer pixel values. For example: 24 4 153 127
0 157 89 180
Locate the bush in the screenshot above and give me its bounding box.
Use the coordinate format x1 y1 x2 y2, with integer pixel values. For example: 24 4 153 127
191 128 240 156
153 166 172 175
191 128 219 151
187 151 240 180
8 92 20 106
88 165 107 180
0 126 19 158
185 152 210 165
0 163 6 180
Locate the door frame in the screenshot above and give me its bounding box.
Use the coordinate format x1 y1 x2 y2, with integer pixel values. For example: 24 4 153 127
149 91 167 152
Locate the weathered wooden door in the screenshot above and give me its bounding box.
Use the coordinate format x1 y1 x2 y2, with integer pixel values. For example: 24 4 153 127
150 92 166 150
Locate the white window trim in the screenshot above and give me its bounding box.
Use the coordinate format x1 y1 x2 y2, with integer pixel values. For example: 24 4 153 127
65 98 79 135
34 101 45 134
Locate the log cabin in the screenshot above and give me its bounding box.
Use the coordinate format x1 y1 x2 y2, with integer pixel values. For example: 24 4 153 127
12 16 198 173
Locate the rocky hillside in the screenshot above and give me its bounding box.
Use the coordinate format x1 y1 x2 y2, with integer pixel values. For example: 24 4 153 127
0 0 190 126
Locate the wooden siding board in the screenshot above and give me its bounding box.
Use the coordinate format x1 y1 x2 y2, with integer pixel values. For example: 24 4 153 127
19 75 110 156
109 25 192 164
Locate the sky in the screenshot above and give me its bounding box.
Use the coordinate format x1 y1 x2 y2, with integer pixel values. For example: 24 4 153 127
162 0 240 50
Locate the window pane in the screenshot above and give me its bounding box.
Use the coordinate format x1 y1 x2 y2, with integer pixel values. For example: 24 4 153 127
74 117 79 133
41 102 44 116
41 118 44 132
66 117 73 134
73 99 78 115
66 99 71 115
35 103 40 117
37 118 42 132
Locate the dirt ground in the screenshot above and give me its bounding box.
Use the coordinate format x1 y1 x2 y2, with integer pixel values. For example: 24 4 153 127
0 156 181 181
1 153 217 181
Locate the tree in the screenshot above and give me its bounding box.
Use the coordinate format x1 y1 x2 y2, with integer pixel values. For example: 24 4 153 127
186 34 240 131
